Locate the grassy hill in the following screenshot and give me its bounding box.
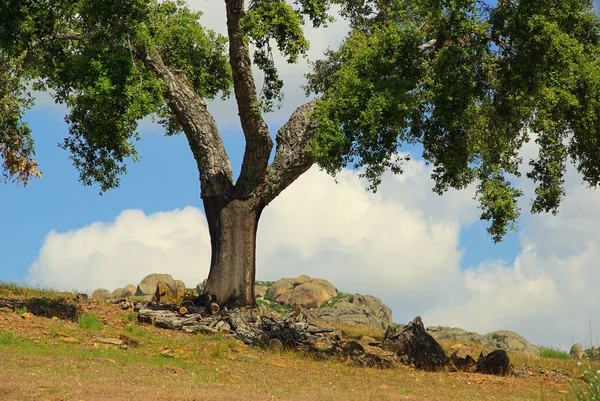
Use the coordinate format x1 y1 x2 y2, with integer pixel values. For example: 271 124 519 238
0 283 597 401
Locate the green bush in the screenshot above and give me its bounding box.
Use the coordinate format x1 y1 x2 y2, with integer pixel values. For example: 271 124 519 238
540 346 571 360
15 306 28 315
0 331 16 345
77 313 103 330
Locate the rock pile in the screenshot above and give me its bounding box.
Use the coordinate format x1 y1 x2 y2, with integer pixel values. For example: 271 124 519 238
312 294 392 330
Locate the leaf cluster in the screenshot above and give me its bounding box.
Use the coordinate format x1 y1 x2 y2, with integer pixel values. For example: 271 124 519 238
243 0 333 112
0 0 232 192
307 0 600 242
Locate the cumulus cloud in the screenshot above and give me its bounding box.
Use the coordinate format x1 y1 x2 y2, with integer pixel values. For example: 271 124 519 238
26 207 212 293
25 156 600 347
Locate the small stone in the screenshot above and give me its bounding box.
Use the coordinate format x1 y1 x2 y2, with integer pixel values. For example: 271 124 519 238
269 338 284 352
20 312 34 320
570 343 584 359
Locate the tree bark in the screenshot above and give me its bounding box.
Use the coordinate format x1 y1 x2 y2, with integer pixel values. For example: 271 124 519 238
203 195 265 306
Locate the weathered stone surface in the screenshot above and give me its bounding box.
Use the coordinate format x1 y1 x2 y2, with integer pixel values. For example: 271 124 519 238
137 274 176 296
312 294 392 330
153 281 173 304
267 276 337 309
111 288 124 298
427 326 540 356
255 284 267 298
591 346 598 360
476 350 511 376
450 350 477 372
173 280 186 300
381 316 450 371
92 288 111 299
122 285 136 297
484 331 539 355
571 343 584 359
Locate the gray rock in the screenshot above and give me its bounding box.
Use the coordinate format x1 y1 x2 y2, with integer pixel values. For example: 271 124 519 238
381 316 450 371
571 343 584 359
121 284 136 297
476 350 511 376
426 326 540 356
254 284 267 298
136 274 176 296
196 279 207 296
267 276 337 309
312 294 392 330
92 288 111 299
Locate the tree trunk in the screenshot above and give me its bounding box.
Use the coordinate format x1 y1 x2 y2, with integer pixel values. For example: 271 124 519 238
203 196 264 306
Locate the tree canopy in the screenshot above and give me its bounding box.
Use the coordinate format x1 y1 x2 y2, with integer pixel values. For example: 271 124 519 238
2 0 600 245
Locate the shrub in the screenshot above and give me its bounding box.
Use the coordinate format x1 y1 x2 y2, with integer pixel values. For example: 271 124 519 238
78 313 103 330
15 306 28 315
540 346 571 360
0 331 16 345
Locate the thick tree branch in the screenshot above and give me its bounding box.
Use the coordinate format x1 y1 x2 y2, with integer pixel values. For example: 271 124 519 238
263 100 317 204
225 0 273 197
139 49 235 198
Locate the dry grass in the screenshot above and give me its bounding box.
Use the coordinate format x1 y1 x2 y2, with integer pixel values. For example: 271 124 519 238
0 283 596 400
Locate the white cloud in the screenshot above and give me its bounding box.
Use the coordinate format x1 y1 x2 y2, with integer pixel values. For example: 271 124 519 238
25 156 600 348
26 207 211 293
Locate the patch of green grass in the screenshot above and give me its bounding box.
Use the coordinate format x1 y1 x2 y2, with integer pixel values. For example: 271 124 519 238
127 312 138 322
78 313 103 330
0 282 59 299
0 330 16 345
124 323 146 337
15 306 28 315
320 292 352 308
540 346 571 360
570 366 600 400
256 299 290 316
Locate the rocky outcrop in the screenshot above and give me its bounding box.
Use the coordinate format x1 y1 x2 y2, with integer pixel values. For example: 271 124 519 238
136 274 177 296
267 276 337 309
381 316 450 371
476 350 511 376
312 294 392 330
92 288 111 299
426 326 540 356
571 343 584 359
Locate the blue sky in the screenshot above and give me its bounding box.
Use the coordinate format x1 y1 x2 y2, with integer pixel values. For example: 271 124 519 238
2 1 600 348
0 99 520 283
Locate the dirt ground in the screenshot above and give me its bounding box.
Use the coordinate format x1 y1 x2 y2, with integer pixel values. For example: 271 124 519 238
0 292 588 401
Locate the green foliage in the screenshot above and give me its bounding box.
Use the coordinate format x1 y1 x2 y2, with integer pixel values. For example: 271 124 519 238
0 331 16 345
15 306 28 315
243 0 310 112
320 292 351 308
308 0 600 242
0 0 232 192
77 313 103 330
256 298 290 315
127 312 138 322
124 323 146 337
540 346 571 360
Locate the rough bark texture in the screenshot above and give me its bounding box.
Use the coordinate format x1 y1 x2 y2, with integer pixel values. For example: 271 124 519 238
225 0 273 197
139 49 234 198
264 100 318 204
203 196 264 306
